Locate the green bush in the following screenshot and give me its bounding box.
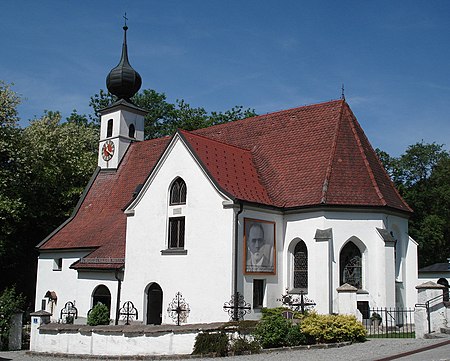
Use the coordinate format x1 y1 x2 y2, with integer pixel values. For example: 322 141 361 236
230 338 260 354
285 324 311 346
300 313 367 343
192 332 229 356
254 313 292 348
0 287 25 350
87 303 110 326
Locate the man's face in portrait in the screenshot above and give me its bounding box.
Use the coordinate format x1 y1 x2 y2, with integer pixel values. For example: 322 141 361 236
248 225 265 256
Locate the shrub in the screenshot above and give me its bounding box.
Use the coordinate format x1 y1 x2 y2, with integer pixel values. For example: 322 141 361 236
285 324 312 346
192 332 229 356
300 313 367 343
230 338 260 354
87 303 110 326
254 313 292 348
0 287 25 350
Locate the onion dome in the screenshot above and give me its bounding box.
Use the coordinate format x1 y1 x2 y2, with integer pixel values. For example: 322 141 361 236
106 25 142 101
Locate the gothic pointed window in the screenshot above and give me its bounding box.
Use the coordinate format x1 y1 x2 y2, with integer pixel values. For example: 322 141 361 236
170 178 186 205
293 241 308 290
107 119 113 138
166 177 187 251
340 241 362 289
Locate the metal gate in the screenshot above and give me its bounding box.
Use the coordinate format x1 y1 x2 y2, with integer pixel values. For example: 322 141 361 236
365 307 415 338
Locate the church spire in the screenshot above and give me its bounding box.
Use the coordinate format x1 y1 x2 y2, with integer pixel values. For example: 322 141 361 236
106 19 142 102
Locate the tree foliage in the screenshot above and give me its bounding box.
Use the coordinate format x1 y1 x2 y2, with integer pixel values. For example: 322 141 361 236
0 286 26 350
376 142 450 267
0 83 98 303
89 88 257 139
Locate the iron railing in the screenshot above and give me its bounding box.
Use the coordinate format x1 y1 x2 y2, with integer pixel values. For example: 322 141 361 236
365 307 415 338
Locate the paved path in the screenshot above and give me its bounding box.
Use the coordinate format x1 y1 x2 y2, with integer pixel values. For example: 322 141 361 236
1 336 449 361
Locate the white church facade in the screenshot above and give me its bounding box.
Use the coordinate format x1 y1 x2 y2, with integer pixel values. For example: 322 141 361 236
34 25 418 325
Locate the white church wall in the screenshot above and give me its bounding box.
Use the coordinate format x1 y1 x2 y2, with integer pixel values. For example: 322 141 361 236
387 214 418 309
123 137 234 325
284 211 330 314
35 251 119 322
281 210 413 314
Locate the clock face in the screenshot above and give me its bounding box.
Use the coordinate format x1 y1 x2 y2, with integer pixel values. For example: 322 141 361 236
102 140 115 161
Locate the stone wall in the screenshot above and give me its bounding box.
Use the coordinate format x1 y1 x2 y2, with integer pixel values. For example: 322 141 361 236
30 320 225 357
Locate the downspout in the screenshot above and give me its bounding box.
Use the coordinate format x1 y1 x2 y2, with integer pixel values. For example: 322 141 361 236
114 267 124 325
233 202 244 321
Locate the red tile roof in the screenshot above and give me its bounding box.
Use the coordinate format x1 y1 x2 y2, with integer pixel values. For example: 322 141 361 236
39 100 411 268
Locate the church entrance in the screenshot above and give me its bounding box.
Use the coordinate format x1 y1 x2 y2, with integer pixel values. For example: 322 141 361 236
146 283 163 325
92 285 111 311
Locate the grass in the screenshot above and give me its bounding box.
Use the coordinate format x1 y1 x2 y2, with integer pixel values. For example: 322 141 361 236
367 332 415 339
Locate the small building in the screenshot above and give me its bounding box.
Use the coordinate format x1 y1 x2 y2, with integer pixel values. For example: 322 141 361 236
418 259 450 301
34 25 418 325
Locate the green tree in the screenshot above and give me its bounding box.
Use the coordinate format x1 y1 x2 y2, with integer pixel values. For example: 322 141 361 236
377 142 450 267
0 83 26 277
0 96 99 303
89 88 257 139
0 81 21 127
0 286 25 350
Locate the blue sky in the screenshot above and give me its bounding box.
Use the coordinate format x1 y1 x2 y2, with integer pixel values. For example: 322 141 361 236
2 1 449 156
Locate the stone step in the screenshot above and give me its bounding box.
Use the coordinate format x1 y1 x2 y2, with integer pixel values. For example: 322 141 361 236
425 332 450 339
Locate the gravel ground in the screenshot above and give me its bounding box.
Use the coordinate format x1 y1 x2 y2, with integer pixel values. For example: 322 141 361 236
1 335 449 361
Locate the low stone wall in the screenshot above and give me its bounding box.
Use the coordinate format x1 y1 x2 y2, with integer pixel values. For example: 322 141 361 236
30 322 226 357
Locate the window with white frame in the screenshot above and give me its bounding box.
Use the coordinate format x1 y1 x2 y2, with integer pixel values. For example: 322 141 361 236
168 217 185 249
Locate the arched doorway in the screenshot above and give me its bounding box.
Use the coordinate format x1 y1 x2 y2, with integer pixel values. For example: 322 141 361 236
92 285 111 311
147 283 163 325
437 278 449 302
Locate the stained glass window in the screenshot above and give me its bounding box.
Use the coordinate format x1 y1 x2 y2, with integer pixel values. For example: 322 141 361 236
294 241 308 290
340 241 362 289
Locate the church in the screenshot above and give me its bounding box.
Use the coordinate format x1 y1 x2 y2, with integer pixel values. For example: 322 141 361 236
34 25 418 325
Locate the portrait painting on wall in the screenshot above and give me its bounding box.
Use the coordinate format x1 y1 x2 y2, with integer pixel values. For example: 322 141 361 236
244 218 276 274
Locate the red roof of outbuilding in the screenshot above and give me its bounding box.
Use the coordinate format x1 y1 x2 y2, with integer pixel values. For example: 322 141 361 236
39 100 411 268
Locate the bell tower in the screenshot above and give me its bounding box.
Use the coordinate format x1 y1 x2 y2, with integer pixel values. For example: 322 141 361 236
98 22 147 169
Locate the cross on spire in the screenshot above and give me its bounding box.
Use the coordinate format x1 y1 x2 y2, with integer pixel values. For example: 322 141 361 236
123 12 128 27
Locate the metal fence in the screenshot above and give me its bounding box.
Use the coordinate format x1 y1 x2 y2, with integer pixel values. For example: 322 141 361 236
364 307 415 338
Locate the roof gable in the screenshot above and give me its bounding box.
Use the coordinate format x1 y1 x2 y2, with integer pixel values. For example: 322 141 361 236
179 130 272 205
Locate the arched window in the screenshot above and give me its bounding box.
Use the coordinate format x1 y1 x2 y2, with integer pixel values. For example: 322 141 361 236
340 241 362 289
92 285 111 311
170 178 187 205
107 119 113 138
293 241 308 290
129 124 135 138
437 278 449 302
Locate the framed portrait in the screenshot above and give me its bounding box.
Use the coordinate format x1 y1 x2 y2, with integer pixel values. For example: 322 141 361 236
244 218 276 274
